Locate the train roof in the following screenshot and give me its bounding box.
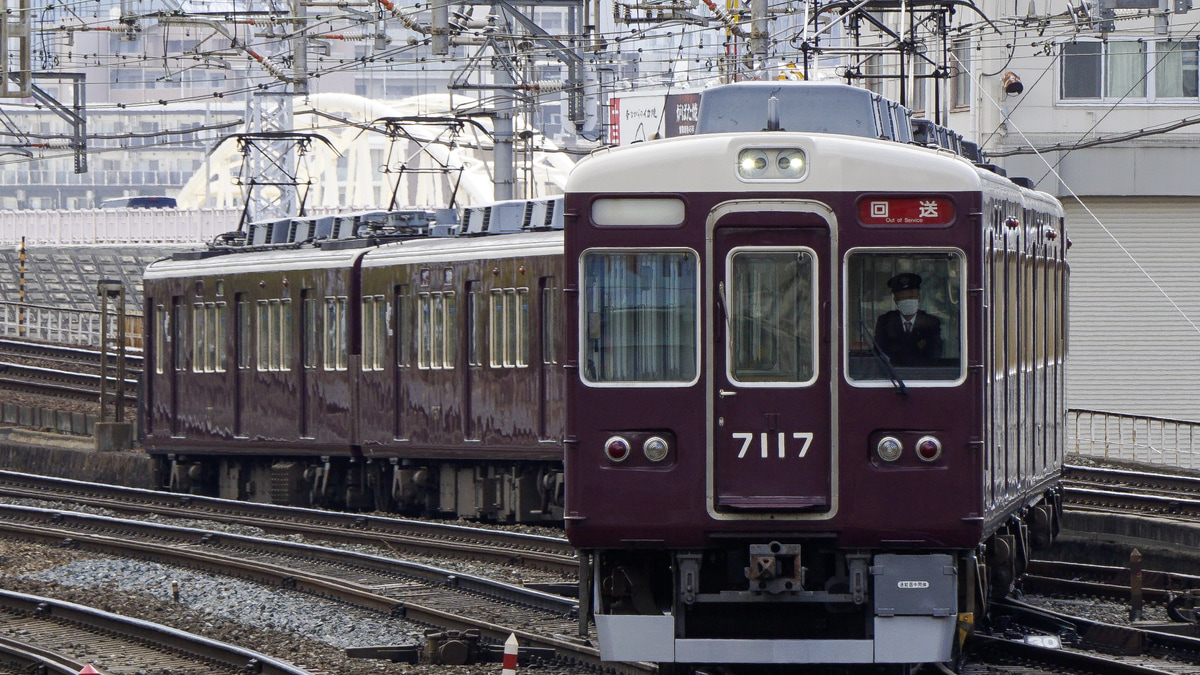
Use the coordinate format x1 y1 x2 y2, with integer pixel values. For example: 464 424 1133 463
567 131 985 194
143 229 564 281
144 243 371 279
360 229 562 269
696 82 881 138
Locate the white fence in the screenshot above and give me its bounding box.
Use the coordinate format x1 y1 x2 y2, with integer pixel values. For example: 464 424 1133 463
1068 408 1200 469
0 301 143 349
0 208 243 245
0 206 372 246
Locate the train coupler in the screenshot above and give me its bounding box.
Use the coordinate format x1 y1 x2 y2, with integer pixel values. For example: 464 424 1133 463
746 541 805 594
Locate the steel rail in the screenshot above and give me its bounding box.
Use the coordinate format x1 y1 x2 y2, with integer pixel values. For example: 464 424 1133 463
986 598 1200 674
0 470 578 573
0 634 84 675
0 589 315 675
0 337 144 370
0 506 647 674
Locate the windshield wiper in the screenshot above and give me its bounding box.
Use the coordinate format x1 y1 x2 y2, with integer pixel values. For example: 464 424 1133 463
859 320 907 396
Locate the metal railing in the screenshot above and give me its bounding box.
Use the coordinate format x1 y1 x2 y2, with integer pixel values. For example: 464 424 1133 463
1068 408 1200 469
0 301 143 349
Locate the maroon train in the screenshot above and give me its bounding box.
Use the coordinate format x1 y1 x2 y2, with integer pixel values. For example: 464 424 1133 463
562 83 1067 669
142 214 569 522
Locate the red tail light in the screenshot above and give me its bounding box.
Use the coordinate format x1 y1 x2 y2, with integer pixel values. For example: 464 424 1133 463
605 436 631 462
916 436 942 462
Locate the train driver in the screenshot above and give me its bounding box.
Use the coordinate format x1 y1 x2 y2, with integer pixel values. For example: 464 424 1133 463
874 272 943 366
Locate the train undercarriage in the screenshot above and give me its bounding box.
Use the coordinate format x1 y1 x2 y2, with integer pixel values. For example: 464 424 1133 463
581 489 1062 671
159 453 565 522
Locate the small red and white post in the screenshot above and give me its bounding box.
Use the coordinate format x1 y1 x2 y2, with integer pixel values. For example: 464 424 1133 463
78 666 101 675
501 632 519 674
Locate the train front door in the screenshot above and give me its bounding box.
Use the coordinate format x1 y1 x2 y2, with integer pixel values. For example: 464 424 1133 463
709 203 835 515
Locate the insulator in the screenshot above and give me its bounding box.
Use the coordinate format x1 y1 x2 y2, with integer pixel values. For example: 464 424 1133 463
43 139 71 149
325 29 374 41
522 80 564 93
259 58 289 81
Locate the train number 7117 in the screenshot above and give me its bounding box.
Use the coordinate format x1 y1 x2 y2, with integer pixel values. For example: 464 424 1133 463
733 432 815 459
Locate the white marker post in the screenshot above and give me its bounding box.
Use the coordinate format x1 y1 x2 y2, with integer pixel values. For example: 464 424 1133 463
501 633 519 674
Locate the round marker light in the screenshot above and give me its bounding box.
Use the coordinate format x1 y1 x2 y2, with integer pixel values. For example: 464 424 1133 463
776 149 806 178
737 149 770 178
877 436 903 462
605 436 631 462
643 436 669 462
916 436 943 462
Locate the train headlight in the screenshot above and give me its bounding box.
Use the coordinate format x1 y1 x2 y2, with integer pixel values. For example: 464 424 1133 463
643 436 669 462
877 436 903 462
737 149 770 179
605 436 631 462
916 436 943 462
776 149 806 178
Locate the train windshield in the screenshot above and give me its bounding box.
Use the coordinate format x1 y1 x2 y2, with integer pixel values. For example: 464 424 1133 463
581 249 699 385
845 250 965 384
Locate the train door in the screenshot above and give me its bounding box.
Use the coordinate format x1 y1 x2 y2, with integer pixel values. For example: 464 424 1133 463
709 203 834 515
170 296 185 436
300 290 315 438
538 276 557 440
464 281 480 441
233 293 248 436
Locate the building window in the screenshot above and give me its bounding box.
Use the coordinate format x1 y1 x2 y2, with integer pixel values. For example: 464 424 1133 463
950 40 971 109
1062 39 1199 101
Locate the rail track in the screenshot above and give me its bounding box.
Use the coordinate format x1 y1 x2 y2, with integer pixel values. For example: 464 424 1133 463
0 499 645 674
0 338 139 405
1025 558 1200 604
1062 463 1200 518
975 598 1200 675
0 589 316 674
0 470 578 575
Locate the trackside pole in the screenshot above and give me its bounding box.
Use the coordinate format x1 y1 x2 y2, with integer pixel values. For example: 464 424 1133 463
78 665 101 674
502 633 519 674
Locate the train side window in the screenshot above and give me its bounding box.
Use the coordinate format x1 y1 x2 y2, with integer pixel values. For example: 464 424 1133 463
191 302 226 373
418 291 455 370
362 295 386 371
394 286 409 368
155 304 167 374
302 293 318 370
541 278 558 366
444 292 457 368
236 295 251 370
490 289 505 368
467 283 482 367
580 250 700 385
845 249 964 384
173 300 186 372
324 297 347 371
419 293 433 369
257 299 292 372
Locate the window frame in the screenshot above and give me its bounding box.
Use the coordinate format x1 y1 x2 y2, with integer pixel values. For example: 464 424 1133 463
1059 37 1200 103
842 246 968 388
578 247 702 388
723 246 820 388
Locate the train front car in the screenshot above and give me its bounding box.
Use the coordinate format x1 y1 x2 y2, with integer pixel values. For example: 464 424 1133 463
563 85 1066 670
